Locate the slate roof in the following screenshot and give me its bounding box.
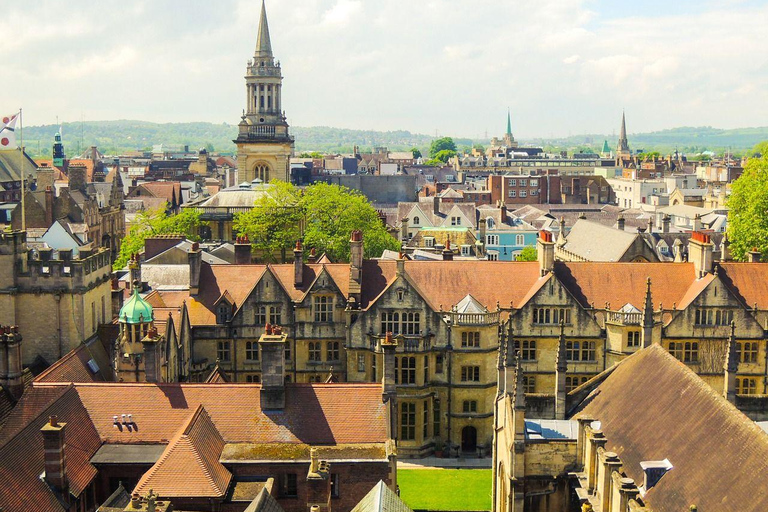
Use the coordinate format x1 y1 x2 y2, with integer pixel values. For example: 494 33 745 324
351 481 413 512
573 345 768 512
561 219 644 261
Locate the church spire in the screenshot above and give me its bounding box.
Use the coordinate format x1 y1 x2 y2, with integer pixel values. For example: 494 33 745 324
254 0 273 58
617 110 629 152
506 109 512 136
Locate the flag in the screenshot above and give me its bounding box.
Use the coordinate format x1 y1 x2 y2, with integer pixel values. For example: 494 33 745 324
0 113 19 149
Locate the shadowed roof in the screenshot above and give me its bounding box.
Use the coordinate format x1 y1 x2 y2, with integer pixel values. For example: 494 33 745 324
574 345 768 512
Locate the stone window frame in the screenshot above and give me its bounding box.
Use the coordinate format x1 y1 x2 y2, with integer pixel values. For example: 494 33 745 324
217 341 231 362
460 365 480 382
313 295 334 323
308 342 321 362
326 341 341 362
400 402 416 441
245 341 259 362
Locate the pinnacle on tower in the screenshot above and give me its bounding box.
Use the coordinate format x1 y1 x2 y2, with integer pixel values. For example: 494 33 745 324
254 0 273 57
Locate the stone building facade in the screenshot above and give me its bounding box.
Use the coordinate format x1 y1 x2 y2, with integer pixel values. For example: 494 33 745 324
0 230 112 366
141 228 768 459
235 0 294 184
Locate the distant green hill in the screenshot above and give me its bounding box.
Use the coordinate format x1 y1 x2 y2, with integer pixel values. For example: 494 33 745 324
19 120 768 158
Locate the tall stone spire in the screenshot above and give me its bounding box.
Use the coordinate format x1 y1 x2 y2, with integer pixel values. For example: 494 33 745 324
617 110 629 153
506 109 512 136
254 0 273 58
642 277 654 348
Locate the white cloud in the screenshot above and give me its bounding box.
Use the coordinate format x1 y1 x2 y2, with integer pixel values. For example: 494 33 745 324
3 0 768 138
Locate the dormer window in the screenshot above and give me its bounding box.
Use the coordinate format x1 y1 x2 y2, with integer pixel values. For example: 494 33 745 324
217 303 232 324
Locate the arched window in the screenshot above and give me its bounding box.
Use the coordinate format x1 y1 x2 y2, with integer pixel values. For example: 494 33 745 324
413 216 420 225
254 164 271 183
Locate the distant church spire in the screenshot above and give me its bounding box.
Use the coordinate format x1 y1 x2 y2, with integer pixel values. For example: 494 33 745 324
254 0 273 57
617 110 629 153
506 109 512 136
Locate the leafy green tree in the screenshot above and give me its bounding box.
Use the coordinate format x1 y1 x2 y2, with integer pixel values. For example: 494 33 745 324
298 151 324 159
473 144 486 152
516 246 538 261
749 141 768 157
114 206 203 270
429 137 457 158
233 181 303 263
410 147 422 159
234 182 400 262
727 151 768 260
434 149 457 163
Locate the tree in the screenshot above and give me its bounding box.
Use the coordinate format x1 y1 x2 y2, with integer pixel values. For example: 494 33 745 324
473 143 486 152
516 246 538 262
298 151 324 159
114 205 203 270
727 150 768 260
233 181 303 263
434 149 457 163
429 137 457 158
234 181 400 263
410 147 422 159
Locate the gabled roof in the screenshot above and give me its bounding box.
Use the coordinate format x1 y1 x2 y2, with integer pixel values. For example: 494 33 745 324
0 387 101 512
561 219 641 261
718 263 768 309
351 481 413 512
455 294 486 314
34 339 111 384
134 406 231 498
573 345 768 512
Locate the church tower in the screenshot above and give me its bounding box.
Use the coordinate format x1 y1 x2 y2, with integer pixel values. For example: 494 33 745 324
235 0 294 184
617 111 630 157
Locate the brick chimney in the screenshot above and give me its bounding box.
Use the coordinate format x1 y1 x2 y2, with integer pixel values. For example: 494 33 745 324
500 203 507 224
306 448 331 512
747 249 762 263
0 326 24 399
442 238 454 261
235 234 252 265
617 215 625 231
189 242 202 295
142 324 163 383
692 213 702 232
41 415 67 495
381 332 398 440
478 218 487 247
37 166 55 192
294 240 304 287
348 231 363 307
44 186 54 226
688 231 714 278
67 164 87 193
308 248 317 264
259 327 288 410
661 214 670 234
554 322 567 420
724 322 738 404
400 217 409 241
537 230 555 276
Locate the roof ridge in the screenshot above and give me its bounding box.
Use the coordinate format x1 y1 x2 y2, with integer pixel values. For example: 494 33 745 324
0 384 75 451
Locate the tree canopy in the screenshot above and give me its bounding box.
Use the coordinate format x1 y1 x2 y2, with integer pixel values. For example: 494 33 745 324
727 148 768 260
234 181 400 263
429 137 457 158
114 205 203 270
410 147 422 159
516 246 538 261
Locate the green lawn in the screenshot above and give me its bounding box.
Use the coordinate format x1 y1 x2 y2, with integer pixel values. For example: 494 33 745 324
397 469 492 511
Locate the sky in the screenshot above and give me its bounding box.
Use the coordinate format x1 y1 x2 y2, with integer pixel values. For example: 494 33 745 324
3 0 768 139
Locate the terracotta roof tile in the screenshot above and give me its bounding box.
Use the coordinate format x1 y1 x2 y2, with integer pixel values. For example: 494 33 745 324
574 345 768 512
555 262 697 310
30 382 389 446
361 260 397 310
134 406 231 498
719 263 768 309
0 387 101 512
34 340 111 384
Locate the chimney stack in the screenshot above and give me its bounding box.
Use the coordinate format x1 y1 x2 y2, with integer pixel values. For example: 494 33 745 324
692 213 702 232
747 249 762 263
234 235 252 265
67 164 87 193
41 415 68 495
259 327 288 410
349 231 364 307
188 242 202 295
0 326 24 399
306 447 331 512
662 214 670 234
617 215 625 231
724 322 738 404
500 203 507 224
381 332 398 440
308 248 317 264
537 230 555 276
478 218 487 247
400 217 409 241
44 186 54 226
142 325 162 383
555 322 567 420
688 231 714 278
294 240 304 287
442 238 454 261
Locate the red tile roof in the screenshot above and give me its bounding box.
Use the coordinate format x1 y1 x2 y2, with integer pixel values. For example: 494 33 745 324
574 345 768 512
30 382 389 446
134 406 231 498
719 263 768 309
137 181 181 204
555 262 697 310
34 340 111 384
0 387 101 512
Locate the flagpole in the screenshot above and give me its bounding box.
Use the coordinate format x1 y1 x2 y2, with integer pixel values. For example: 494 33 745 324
19 108 25 232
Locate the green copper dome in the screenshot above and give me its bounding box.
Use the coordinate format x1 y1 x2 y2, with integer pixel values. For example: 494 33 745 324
119 288 153 324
